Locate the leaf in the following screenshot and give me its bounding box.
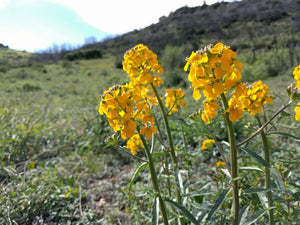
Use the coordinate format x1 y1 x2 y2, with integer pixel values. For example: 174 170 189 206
242 209 266 225
128 162 147 192
244 188 269 194
271 168 285 192
185 190 217 197
166 199 199 224
238 206 249 225
207 188 231 221
175 168 184 194
278 160 300 165
151 197 159 225
152 152 169 160
239 166 263 172
169 114 190 126
241 147 269 168
268 131 300 140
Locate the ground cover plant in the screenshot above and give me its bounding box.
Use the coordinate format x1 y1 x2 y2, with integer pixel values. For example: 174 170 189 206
0 40 299 225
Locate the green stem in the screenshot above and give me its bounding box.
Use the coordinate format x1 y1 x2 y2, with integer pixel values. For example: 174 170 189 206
221 93 239 225
237 101 291 147
256 116 274 225
151 84 182 201
151 83 184 224
139 133 169 225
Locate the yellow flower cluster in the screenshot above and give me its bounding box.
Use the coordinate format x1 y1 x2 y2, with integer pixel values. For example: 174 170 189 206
99 44 184 154
165 88 187 114
185 42 273 123
294 103 300 121
201 139 215 150
293 65 300 88
123 44 164 88
184 43 242 123
216 161 226 167
292 65 300 120
227 81 273 121
184 42 242 101
99 85 137 140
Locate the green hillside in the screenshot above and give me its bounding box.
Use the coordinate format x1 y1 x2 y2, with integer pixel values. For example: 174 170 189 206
86 0 299 55
0 45 32 72
79 0 300 84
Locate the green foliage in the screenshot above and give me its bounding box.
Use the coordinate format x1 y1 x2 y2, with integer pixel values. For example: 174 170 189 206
64 49 102 61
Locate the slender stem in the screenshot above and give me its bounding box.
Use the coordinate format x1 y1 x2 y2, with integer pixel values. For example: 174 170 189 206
178 109 187 151
201 120 231 176
151 83 182 204
237 101 291 147
221 93 239 225
151 83 184 224
139 133 169 225
256 116 274 225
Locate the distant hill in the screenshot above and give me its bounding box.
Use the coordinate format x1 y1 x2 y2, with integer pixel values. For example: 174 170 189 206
83 0 300 58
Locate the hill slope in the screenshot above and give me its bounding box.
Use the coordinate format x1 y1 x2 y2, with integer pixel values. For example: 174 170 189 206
86 0 300 57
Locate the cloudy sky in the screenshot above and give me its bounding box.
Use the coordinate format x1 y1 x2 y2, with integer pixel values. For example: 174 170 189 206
0 0 236 52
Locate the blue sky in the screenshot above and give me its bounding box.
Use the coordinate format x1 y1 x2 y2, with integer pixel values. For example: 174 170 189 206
0 0 237 52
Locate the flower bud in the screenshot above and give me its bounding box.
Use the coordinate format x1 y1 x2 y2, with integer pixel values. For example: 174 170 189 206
287 84 300 102
189 109 202 122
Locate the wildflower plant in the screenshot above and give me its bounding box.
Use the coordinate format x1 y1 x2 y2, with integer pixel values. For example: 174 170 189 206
99 43 300 225
99 44 188 224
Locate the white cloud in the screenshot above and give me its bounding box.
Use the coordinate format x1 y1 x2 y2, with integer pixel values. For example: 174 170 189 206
46 0 219 34
0 0 9 9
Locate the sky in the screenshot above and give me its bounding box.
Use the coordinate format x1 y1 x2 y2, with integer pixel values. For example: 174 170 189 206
0 0 237 52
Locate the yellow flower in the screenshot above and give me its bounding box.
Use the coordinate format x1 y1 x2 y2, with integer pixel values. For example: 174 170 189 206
227 97 243 122
123 44 163 88
121 120 137 140
201 139 215 150
294 102 300 120
203 101 219 119
216 161 226 167
142 113 155 125
126 134 143 155
244 80 273 116
293 65 300 88
165 88 187 114
184 42 243 123
140 126 157 139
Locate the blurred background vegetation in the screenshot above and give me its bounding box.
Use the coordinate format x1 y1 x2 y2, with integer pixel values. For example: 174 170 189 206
0 0 299 224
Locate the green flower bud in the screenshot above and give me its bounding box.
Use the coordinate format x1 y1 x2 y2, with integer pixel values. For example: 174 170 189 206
189 109 202 122
287 83 300 102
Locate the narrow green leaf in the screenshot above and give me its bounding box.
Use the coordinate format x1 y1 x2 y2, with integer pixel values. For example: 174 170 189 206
238 206 249 225
243 209 266 225
128 162 147 191
151 197 159 225
239 166 263 172
152 152 169 160
257 192 268 208
207 188 231 221
271 168 285 191
278 160 300 165
166 199 199 224
185 190 217 197
268 131 300 140
241 147 269 168
175 168 184 194
244 188 269 194
169 114 190 126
